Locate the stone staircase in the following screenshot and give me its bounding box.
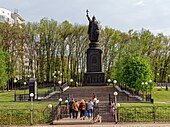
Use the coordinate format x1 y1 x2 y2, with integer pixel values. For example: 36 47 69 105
47 86 142 123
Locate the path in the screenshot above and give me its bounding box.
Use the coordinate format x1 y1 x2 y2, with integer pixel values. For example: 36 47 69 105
3 123 170 127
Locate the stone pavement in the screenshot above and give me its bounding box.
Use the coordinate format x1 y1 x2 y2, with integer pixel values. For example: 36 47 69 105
2 123 170 127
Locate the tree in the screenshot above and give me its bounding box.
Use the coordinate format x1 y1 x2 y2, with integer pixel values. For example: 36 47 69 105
121 56 153 91
0 48 9 90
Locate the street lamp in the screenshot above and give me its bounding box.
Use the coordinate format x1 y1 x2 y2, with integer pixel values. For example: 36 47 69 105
14 78 17 92
113 80 117 87
76 81 78 87
54 75 56 91
70 79 73 86
48 104 53 108
141 82 145 100
114 91 118 124
59 98 62 105
149 79 152 100
96 99 99 105
23 81 27 101
58 81 62 98
60 72 62 81
24 81 26 94
107 79 111 86
94 97 97 105
48 104 53 120
59 98 62 119
156 73 159 84
145 82 148 92
65 99 68 103
14 78 17 101
30 93 34 125
65 99 69 111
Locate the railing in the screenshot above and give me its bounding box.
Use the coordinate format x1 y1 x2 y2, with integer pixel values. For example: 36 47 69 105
118 85 152 102
93 105 99 120
14 86 60 102
157 83 170 87
60 83 69 92
53 104 69 120
14 94 30 101
118 106 170 122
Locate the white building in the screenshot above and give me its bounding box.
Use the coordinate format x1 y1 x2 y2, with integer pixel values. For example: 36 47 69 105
0 7 24 24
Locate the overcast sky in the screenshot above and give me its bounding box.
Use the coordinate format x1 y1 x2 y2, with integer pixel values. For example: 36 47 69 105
1 0 170 35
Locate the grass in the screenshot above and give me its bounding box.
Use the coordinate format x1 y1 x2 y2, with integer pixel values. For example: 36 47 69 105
0 87 51 102
0 86 170 109
120 87 170 107
0 87 169 124
0 88 58 109
152 87 170 102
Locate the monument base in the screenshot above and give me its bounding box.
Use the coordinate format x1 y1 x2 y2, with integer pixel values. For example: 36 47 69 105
83 72 107 86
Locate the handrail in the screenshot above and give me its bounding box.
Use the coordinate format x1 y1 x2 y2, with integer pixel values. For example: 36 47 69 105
53 103 69 121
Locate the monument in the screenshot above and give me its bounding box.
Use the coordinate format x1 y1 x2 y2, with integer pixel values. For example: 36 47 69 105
84 10 106 86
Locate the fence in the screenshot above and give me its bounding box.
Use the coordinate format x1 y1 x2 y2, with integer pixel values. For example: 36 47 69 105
118 85 152 102
157 83 170 87
0 108 52 125
118 106 170 122
14 87 59 102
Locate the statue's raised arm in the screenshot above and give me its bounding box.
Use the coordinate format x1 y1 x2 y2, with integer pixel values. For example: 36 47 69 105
86 9 99 42
86 9 91 22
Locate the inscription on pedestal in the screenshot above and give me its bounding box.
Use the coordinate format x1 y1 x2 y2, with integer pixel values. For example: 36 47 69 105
87 49 102 72
84 72 106 85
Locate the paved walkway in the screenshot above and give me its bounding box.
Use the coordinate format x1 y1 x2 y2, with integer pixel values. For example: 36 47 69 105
2 123 170 127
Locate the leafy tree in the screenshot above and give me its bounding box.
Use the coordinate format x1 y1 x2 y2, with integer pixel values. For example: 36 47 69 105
0 48 9 90
121 56 153 91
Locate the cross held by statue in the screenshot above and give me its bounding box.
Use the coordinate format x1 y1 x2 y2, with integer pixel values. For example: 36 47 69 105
86 9 89 15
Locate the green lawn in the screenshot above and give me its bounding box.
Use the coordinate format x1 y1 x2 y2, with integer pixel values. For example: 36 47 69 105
0 88 58 109
0 88 51 102
0 87 170 109
152 87 170 102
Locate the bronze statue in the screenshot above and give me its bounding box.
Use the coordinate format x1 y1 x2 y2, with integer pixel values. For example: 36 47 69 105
86 9 99 42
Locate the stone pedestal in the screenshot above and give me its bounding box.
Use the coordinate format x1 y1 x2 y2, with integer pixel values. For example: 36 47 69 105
84 42 106 86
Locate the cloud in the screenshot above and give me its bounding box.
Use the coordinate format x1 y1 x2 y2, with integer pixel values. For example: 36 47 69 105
135 1 145 6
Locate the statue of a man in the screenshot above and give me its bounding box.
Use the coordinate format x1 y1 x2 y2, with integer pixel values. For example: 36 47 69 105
86 10 99 42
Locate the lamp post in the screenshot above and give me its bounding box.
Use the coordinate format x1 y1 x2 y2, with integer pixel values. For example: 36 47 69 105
59 98 62 105
65 99 69 114
114 91 118 124
24 81 26 94
23 81 26 101
75 81 78 87
58 81 62 98
149 79 152 101
107 79 111 86
14 78 17 101
48 104 53 121
94 97 97 105
54 75 56 91
96 99 99 106
14 78 17 92
156 72 159 84
113 80 117 87
145 82 148 92
59 98 62 119
70 79 73 87
30 93 34 125
145 82 148 101
141 82 144 100
60 72 62 82
65 99 68 106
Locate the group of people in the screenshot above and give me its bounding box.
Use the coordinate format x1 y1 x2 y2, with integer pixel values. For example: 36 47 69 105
68 93 96 120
